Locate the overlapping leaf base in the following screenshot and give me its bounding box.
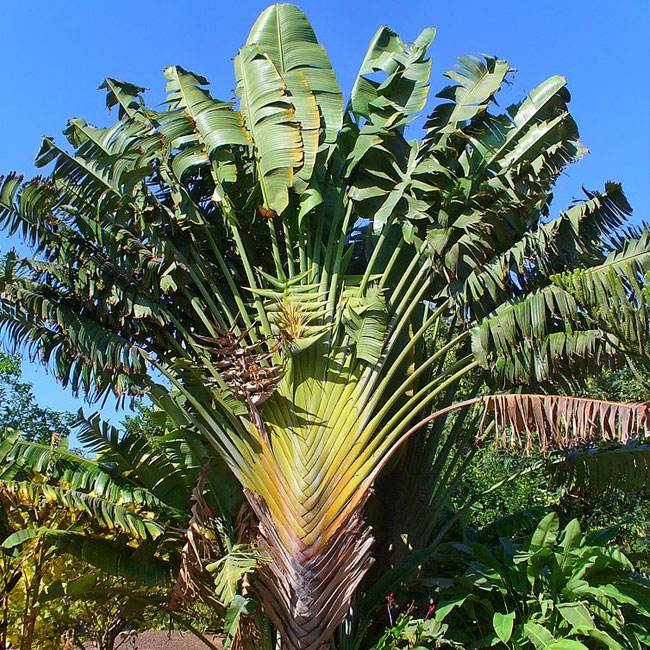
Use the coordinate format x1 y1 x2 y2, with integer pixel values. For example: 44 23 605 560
248 492 374 650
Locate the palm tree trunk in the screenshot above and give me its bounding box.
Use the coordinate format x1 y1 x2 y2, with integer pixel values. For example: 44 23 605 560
248 493 374 650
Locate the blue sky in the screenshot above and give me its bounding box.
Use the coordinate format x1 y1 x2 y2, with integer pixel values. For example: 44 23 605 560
0 0 648 427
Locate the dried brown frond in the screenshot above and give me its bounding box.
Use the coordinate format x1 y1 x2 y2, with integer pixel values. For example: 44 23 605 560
484 394 650 453
235 499 259 546
169 465 223 613
196 318 283 408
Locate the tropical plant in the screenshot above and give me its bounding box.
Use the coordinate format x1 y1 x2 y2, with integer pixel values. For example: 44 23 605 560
367 612 455 650
0 417 241 650
1 558 166 650
0 431 107 650
42 572 169 650
1 4 649 650
430 512 650 649
0 428 166 650
456 366 650 563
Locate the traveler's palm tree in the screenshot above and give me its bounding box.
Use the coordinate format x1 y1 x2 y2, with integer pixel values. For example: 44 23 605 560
1 5 649 650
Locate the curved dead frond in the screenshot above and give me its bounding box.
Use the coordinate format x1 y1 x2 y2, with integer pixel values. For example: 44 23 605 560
484 394 650 453
170 465 224 613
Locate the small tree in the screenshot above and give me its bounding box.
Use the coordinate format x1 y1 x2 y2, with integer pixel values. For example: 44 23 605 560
0 422 197 650
0 352 75 444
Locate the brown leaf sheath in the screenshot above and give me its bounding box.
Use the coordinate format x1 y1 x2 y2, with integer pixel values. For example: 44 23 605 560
246 490 374 650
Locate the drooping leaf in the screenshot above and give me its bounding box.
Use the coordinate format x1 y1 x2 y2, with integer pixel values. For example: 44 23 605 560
45 532 171 586
223 594 252 648
484 394 650 453
549 444 650 492
1 526 43 549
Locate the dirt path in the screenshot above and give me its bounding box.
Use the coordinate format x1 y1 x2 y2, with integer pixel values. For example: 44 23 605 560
86 630 219 649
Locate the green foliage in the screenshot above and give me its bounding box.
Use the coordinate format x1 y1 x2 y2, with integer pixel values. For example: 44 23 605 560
223 594 253 648
432 513 650 649
454 445 561 530
13 565 167 650
0 427 176 649
454 366 650 570
43 573 169 650
367 613 456 650
1 4 649 650
121 400 167 438
0 352 75 444
207 543 263 607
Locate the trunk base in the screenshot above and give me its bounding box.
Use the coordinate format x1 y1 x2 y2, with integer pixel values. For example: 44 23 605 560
247 492 374 650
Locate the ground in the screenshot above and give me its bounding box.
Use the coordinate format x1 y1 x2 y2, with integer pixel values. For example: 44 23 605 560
86 630 217 649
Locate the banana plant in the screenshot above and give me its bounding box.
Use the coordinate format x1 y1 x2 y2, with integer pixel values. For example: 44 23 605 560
0 426 178 650
0 4 649 650
0 421 247 649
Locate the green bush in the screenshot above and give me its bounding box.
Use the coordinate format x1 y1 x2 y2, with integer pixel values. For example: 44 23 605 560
455 443 650 569
432 513 650 649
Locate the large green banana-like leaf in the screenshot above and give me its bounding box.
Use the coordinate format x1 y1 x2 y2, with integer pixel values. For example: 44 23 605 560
163 66 249 189
423 55 511 147
345 25 435 156
576 281 650 367
456 182 633 319
246 3 343 153
0 433 173 515
207 543 263 606
471 231 650 384
549 444 650 492
344 25 436 234
75 413 195 511
46 531 171 586
348 25 404 119
348 25 436 125
234 44 303 214
479 75 569 166
414 60 587 292
164 66 249 153
554 232 650 303
495 330 622 387
461 73 583 179
471 286 578 369
0 479 163 539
